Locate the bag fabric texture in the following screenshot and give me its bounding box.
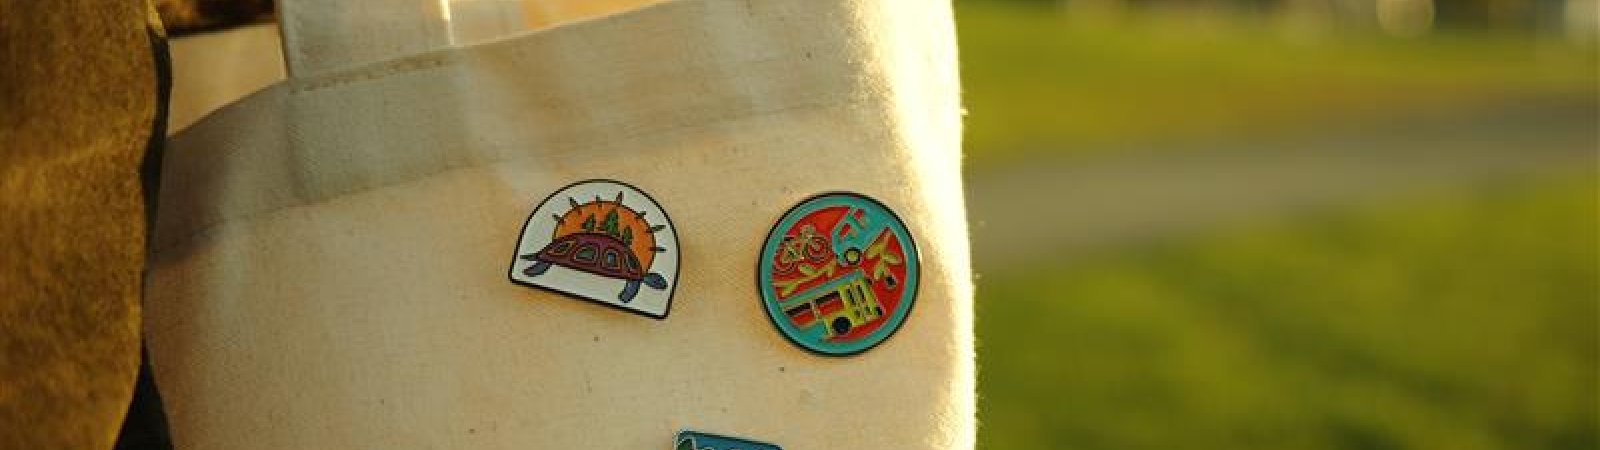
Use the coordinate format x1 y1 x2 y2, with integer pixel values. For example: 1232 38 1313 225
145 0 973 448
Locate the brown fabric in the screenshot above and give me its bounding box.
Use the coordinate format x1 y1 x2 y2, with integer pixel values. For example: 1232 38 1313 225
0 1 165 449
152 0 273 37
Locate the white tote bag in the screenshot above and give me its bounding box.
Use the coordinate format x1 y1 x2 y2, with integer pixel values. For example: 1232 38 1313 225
145 0 973 448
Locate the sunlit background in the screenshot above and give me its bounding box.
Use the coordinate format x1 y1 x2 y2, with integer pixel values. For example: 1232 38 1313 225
155 0 1599 448
957 1 1596 449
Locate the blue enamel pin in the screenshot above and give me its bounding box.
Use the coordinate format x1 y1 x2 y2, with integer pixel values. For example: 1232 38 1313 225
675 430 782 450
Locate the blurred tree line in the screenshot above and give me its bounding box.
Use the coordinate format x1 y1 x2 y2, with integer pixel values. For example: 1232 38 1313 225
995 0 1597 38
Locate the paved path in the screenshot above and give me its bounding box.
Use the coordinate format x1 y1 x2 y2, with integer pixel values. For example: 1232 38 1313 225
963 100 1597 271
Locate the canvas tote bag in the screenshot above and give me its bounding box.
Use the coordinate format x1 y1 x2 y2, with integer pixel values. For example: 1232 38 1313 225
144 0 973 448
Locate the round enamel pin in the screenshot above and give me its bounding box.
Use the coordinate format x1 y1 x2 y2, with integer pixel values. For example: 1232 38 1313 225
510 180 679 319
758 192 919 356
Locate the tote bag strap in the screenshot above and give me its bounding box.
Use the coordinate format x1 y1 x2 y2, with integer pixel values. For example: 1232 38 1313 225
277 0 658 77
277 0 451 77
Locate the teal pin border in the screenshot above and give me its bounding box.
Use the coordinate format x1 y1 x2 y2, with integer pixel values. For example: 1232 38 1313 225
675 430 783 450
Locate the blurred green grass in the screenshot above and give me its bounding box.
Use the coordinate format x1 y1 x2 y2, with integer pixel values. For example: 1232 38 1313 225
975 173 1598 450
957 0 1599 167
956 3 1597 448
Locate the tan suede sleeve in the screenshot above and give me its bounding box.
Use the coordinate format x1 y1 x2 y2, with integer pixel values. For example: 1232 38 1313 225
0 1 165 449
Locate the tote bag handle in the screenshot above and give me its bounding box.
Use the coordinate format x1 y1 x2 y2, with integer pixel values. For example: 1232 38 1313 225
277 0 659 77
276 0 451 77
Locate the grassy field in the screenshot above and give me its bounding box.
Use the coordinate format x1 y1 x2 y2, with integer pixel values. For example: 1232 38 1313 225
956 1 1599 167
956 3 1597 448
974 173 1598 450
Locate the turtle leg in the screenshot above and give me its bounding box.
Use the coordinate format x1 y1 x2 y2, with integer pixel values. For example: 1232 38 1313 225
618 280 641 303
642 273 668 290
522 261 551 277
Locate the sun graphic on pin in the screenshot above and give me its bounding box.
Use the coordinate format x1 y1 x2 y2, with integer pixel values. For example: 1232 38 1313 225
517 190 669 303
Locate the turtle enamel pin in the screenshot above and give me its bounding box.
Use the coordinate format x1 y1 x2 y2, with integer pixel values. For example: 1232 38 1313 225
510 180 679 319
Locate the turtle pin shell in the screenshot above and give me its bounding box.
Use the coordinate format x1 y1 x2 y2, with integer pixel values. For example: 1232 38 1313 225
532 232 644 281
